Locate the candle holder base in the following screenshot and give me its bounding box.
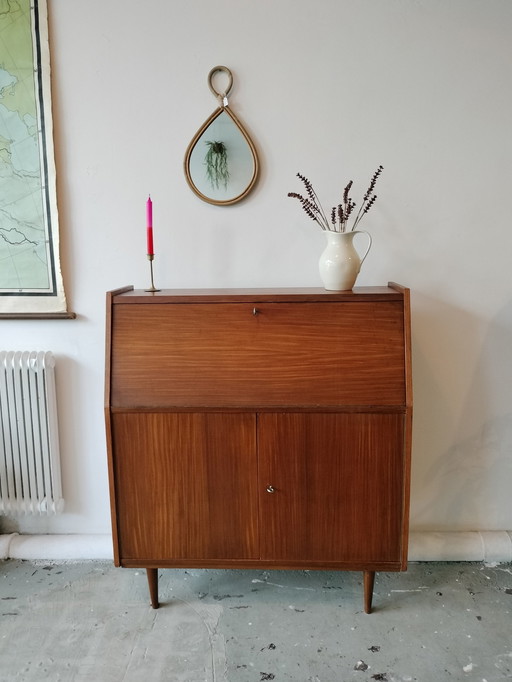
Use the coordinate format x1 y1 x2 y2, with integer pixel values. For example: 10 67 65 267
145 254 160 292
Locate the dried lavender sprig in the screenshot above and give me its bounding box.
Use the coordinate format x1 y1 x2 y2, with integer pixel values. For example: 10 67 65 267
295 173 331 230
343 181 353 206
329 204 343 232
332 193 355 232
352 193 377 230
337 204 344 231
344 181 356 229
287 192 328 230
331 183 352 232
287 192 322 222
297 172 317 204
345 198 356 230
351 166 383 230
362 165 383 203
364 195 377 213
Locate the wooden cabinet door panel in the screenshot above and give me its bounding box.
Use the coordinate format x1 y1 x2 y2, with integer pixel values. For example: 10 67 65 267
110 301 405 408
111 413 258 561
258 413 405 563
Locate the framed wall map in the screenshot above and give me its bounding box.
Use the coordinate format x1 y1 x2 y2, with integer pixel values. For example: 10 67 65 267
0 0 71 318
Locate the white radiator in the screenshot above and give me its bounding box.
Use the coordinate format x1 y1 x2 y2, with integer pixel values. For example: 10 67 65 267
0 351 64 515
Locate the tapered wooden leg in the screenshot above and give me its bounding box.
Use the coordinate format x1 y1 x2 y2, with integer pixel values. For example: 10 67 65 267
146 568 159 608
363 570 375 614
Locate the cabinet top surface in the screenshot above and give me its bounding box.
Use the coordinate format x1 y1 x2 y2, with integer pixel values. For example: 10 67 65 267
109 285 407 304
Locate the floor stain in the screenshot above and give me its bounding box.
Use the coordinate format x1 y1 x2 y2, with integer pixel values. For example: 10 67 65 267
260 643 276 651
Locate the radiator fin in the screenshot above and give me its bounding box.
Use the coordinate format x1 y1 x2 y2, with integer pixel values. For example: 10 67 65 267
0 351 64 515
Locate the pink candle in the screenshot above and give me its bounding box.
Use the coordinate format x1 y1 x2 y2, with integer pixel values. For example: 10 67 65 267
146 196 154 255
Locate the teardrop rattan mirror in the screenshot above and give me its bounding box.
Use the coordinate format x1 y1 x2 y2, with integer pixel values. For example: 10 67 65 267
184 66 259 206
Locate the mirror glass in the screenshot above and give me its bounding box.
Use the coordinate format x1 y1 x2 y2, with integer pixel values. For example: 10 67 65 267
185 107 258 205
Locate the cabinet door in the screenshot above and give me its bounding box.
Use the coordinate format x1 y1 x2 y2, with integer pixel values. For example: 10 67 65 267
258 413 405 564
111 412 258 561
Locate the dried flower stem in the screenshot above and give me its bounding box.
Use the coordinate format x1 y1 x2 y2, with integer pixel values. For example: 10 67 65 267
351 165 383 230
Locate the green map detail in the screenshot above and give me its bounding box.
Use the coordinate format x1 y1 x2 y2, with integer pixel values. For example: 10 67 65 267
0 0 51 291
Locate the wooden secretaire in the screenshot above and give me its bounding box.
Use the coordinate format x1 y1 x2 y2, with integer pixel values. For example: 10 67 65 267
105 284 412 613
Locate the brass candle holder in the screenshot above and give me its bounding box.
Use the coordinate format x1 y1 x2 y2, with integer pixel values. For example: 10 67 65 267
145 254 160 292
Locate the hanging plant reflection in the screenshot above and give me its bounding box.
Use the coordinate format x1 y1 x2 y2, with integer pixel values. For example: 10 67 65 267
205 140 230 190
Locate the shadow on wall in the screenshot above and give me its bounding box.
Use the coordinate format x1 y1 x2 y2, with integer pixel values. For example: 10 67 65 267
410 294 512 531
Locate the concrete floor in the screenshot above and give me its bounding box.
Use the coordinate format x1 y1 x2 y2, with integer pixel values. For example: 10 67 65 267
0 561 511 681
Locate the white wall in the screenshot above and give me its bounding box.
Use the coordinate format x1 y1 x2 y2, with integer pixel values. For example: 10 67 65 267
2 0 512 538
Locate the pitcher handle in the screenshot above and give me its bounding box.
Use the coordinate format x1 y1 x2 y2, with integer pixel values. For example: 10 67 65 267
354 230 372 269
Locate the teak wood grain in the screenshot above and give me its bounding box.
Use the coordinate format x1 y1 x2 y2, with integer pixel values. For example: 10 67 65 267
258 413 405 563
111 412 258 561
104 285 413 613
110 301 405 408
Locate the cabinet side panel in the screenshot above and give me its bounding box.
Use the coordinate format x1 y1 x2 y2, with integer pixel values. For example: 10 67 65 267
110 301 406 408
111 413 259 561
259 413 405 564
105 291 118 563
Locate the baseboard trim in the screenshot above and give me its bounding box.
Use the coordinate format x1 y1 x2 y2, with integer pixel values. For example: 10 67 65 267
0 533 113 561
1 531 511 563
408 530 512 563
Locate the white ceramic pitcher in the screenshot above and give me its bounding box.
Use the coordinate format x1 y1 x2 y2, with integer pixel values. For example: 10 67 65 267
318 230 372 291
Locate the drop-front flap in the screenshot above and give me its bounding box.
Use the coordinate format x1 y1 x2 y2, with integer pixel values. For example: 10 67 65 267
109 297 407 409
